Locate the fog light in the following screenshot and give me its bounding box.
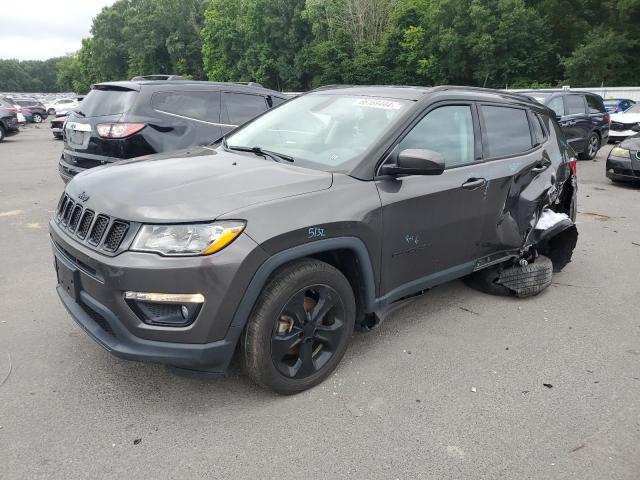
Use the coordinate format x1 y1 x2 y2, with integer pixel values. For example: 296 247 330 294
124 291 204 326
124 291 205 303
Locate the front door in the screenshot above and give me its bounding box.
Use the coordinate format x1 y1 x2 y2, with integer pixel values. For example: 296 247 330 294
376 103 486 297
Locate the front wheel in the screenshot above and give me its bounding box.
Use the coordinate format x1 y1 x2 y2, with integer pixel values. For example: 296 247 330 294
47 108 55 115
32 113 42 123
578 133 600 160
241 259 356 394
0 125 5 142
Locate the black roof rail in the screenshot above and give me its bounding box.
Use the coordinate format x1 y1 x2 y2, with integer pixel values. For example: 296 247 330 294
130 75 185 81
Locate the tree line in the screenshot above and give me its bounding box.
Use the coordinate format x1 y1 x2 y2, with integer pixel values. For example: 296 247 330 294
2 0 639 94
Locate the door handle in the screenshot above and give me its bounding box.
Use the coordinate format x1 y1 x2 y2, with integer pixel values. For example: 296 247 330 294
531 163 550 174
462 178 486 190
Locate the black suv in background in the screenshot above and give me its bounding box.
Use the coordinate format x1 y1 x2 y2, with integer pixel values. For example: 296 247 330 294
522 90 609 160
14 98 48 123
58 80 288 182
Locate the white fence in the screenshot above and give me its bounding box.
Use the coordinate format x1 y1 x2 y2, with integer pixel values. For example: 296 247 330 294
510 87 640 102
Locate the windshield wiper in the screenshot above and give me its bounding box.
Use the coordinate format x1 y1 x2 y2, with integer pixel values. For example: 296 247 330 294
73 110 86 117
226 144 294 163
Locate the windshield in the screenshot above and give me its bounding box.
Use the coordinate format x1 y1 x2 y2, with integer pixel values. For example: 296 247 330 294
226 93 412 170
625 104 640 114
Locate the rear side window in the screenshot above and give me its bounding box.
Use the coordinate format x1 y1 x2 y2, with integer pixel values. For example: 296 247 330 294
565 95 587 115
481 105 532 158
586 95 605 114
223 92 268 125
152 90 221 123
531 113 547 145
270 96 287 107
81 89 138 117
547 96 564 117
399 105 475 168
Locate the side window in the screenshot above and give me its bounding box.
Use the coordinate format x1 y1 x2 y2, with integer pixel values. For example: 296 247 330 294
481 105 532 158
399 105 475 168
547 96 564 117
531 113 547 145
152 90 221 123
223 92 268 125
565 95 587 115
586 95 604 114
270 96 287 107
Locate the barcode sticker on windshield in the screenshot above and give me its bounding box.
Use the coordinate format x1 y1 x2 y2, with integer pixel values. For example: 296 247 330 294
353 99 403 110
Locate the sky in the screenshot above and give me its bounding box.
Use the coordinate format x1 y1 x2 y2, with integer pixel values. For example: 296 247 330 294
0 0 117 61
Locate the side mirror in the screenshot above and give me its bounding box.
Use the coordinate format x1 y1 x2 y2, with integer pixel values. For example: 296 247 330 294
380 149 445 176
555 114 562 122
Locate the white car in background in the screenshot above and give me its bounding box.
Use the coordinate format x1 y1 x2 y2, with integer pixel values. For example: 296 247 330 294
44 98 80 116
609 104 640 141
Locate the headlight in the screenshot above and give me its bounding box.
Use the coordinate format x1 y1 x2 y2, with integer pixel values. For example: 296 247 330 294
610 146 630 158
131 221 246 256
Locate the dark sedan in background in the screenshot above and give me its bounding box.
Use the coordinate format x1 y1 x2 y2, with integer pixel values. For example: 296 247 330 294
522 90 610 160
606 134 640 183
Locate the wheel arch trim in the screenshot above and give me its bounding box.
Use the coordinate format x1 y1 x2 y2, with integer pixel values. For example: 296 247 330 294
229 237 377 330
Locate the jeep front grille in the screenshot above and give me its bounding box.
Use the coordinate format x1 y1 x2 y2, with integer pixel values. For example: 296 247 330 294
54 193 132 254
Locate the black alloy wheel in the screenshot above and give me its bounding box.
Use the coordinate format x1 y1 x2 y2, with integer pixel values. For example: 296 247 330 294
271 285 346 379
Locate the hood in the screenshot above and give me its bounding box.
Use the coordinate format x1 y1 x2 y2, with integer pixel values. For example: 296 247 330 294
610 112 640 122
65 147 333 223
619 133 640 151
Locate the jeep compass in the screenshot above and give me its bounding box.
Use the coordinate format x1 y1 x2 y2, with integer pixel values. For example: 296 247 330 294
51 86 578 394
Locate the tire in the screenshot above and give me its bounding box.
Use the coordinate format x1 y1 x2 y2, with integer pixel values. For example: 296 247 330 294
464 255 553 298
578 133 600 160
241 258 356 394
47 108 55 115
0 125 5 142
33 113 42 123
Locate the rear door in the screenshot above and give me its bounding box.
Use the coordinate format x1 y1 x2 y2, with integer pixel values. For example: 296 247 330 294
475 104 550 256
376 102 486 296
561 94 590 153
220 92 270 134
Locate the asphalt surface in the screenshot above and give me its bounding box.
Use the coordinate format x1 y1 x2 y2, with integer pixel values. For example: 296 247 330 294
1 125 639 480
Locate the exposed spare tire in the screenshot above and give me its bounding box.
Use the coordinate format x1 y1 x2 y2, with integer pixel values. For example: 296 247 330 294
464 255 553 298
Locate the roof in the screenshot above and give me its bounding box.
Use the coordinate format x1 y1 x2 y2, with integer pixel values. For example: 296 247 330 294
310 85 542 106
92 80 287 96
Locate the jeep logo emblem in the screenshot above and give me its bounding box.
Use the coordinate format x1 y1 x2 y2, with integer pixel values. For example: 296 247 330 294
78 191 90 202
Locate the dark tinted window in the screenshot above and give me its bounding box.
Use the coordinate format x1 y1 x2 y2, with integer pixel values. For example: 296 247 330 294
80 89 138 117
481 105 532 157
271 96 287 107
586 95 605 114
547 96 564 117
223 92 268 125
399 105 475 167
565 95 587 115
152 90 221 123
531 113 547 145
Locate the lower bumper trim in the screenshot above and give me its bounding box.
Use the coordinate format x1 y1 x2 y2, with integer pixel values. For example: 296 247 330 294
57 286 240 374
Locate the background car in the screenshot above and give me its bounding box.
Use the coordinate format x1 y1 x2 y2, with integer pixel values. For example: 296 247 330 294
59 78 288 182
0 106 20 142
605 133 640 183
604 98 636 113
609 104 640 141
14 98 48 123
44 97 80 116
50 113 67 140
522 90 609 160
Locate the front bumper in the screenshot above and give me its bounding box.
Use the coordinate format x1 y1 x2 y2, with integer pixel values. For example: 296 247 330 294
51 218 268 373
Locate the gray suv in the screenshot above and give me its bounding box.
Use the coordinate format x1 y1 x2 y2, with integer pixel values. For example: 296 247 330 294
50 86 578 394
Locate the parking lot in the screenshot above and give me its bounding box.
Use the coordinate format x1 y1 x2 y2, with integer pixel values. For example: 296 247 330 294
1 125 639 479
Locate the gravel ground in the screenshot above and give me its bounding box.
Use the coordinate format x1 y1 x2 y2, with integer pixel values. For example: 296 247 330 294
0 125 639 479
